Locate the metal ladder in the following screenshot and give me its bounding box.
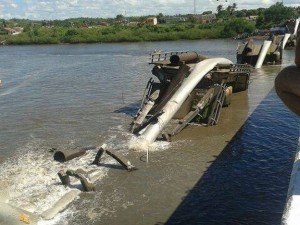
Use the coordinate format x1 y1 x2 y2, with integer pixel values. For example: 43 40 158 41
207 81 226 126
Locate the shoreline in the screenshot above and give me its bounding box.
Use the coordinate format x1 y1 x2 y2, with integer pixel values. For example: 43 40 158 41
0 37 226 46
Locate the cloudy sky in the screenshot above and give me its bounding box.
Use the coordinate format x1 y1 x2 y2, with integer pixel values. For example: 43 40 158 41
1 0 299 20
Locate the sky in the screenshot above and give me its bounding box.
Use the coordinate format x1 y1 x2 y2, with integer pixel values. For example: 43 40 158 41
0 0 300 20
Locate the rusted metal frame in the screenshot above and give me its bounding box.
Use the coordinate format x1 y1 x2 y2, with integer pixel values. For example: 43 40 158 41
130 78 156 133
130 88 160 134
150 51 189 64
171 87 215 136
131 64 190 134
139 77 154 109
235 72 251 91
150 63 190 115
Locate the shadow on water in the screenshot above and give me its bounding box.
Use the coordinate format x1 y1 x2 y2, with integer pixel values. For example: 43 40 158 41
114 101 140 116
164 89 299 225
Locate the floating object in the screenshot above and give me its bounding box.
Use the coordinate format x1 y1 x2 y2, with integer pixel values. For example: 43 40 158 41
92 147 137 171
41 190 81 220
56 146 136 190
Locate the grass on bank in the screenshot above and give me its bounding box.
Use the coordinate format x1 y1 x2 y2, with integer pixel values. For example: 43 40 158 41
1 19 255 45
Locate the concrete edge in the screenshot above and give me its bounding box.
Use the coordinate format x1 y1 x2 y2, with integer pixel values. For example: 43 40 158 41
282 137 300 225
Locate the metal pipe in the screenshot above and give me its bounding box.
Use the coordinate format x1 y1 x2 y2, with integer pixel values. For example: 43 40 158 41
170 52 209 64
293 18 300 36
135 58 233 147
41 190 81 220
282 33 291 49
255 40 272 69
105 149 137 171
53 146 96 162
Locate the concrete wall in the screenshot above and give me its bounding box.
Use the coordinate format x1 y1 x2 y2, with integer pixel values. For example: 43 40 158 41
282 137 300 225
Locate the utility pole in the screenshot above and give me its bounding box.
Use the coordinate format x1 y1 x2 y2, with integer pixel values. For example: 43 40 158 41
194 0 196 15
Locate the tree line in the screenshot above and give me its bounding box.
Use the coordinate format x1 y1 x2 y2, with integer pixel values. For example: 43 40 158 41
216 2 299 28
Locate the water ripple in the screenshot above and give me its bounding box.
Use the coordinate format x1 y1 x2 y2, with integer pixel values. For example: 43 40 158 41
166 89 299 225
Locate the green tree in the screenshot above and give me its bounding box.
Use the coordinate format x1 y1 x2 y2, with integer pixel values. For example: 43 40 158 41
217 10 230 18
157 13 166 24
232 3 237 11
217 5 223 14
256 15 265 28
226 3 237 15
221 18 255 37
235 10 247 18
188 15 197 23
262 2 297 26
116 14 124 22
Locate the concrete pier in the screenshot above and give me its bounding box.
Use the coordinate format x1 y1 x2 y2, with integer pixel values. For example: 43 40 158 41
282 138 300 225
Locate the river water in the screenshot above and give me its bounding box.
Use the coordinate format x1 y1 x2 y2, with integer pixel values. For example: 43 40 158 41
0 40 299 225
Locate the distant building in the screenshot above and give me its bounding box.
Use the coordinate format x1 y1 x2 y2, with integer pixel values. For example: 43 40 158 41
202 11 213 15
197 13 216 23
2 27 23 35
146 17 158 25
164 16 187 24
99 22 109 26
244 16 258 21
128 21 139 26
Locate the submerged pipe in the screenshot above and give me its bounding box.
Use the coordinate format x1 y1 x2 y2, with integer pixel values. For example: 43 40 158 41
135 58 233 147
170 52 209 64
41 189 81 220
282 33 291 49
293 18 300 36
106 149 137 171
53 146 96 162
255 40 272 69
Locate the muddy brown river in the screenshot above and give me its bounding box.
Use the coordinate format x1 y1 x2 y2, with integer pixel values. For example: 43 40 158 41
0 40 299 225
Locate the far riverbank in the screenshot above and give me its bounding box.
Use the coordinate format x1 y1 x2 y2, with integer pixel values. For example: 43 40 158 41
0 20 256 45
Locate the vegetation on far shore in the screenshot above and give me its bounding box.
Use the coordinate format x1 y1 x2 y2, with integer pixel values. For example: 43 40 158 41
0 2 299 45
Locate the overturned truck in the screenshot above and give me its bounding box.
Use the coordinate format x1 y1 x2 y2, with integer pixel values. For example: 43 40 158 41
130 51 252 145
